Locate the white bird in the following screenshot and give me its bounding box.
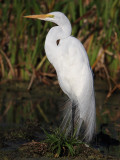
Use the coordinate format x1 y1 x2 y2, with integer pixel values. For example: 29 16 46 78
24 11 96 142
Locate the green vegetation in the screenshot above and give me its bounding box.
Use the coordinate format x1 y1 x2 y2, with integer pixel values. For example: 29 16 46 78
44 128 82 157
0 0 120 83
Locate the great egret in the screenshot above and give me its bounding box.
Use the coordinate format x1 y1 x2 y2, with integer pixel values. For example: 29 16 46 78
24 12 96 142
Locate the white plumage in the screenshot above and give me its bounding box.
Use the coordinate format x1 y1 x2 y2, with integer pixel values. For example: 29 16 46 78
25 11 96 142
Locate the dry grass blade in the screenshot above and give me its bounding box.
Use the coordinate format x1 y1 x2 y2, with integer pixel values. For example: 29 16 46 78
0 49 15 78
84 34 94 53
102 64 112 92
106 78 120 98
0 54 5 77
0 101 12 122
40 72 56 77
106 85 117 99
36 56 47 71
91 48 105 70
37 104 49 123
27 72 36 90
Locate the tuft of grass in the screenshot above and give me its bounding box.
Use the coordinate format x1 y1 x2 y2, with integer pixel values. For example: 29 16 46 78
43 129 82 157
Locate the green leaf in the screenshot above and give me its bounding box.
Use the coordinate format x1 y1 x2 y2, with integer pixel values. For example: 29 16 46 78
65 142 75 156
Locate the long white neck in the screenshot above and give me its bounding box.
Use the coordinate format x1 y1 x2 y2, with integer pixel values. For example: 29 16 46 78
45 21 72 64
45 20 72 44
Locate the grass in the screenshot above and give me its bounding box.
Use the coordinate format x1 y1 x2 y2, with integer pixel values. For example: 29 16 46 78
44 128 82 157
0 0 120 84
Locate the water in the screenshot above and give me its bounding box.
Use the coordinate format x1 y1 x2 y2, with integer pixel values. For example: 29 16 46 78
0 79 120 158
94 80 120 158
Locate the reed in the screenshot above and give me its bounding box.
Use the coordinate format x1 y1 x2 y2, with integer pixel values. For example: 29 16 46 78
0 0 120 82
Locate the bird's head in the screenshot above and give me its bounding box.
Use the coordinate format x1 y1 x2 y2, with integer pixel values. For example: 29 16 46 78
24 11 70 27
24 11 72 38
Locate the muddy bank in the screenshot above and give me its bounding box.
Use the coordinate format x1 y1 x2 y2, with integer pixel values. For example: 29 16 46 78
0 80 120 159
0 121 117 160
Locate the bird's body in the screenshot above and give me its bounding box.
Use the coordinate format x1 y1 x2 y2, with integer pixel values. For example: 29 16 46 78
46 34 91 100
25 12 96 142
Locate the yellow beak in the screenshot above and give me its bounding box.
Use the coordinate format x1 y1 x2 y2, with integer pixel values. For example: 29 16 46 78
24 14 54 19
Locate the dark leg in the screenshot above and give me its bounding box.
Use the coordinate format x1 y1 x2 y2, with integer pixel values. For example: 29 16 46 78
71 101 76 136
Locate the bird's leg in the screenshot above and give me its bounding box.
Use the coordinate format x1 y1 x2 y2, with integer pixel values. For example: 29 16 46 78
71 101 76 137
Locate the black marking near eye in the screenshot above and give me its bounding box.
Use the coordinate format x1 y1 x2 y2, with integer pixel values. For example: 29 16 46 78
56 39 60 46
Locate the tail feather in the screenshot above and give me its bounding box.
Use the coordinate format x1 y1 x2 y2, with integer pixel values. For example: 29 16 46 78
83 91 96 142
